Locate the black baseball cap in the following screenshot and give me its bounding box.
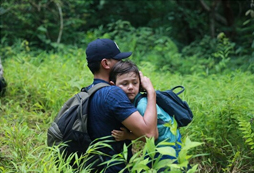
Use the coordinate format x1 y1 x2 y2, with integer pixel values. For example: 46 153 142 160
86 38 132 62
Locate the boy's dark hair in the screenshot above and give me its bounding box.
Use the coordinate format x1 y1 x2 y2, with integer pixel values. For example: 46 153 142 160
109 60 140 83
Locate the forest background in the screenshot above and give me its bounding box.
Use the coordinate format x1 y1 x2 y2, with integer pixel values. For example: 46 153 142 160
0 0 254 172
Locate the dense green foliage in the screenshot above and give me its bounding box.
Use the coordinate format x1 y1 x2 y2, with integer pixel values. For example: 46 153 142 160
1 0 254 172
1 1 254 62
0 46 254 172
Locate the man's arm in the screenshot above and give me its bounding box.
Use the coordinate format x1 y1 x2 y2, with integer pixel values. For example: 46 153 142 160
122 72 158 139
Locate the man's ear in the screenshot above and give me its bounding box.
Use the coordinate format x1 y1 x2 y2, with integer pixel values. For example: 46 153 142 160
109 81 115 85
101 59 110 69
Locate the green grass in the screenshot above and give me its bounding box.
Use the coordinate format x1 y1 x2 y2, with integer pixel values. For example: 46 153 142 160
0 50 254 172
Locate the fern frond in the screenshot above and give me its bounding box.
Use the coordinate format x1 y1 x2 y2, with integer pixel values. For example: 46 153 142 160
238 117 254 152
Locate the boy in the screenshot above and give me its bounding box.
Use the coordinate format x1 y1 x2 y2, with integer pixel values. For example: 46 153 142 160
109 60 182 158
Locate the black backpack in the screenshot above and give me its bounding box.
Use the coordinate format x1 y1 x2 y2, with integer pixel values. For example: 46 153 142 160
47 83 109 167
0 58 7 96
135 86 193 127
0 77 7 96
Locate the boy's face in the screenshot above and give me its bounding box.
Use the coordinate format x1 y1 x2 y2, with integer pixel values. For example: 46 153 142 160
115 72 140 102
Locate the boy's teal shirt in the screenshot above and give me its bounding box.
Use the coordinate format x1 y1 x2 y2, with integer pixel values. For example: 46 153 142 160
133 93 181 145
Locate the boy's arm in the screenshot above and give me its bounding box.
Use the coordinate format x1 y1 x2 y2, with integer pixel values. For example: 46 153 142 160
112 127 147 142
112 127 139 141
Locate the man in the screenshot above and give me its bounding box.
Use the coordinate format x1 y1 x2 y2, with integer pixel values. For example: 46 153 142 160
86 38 158 172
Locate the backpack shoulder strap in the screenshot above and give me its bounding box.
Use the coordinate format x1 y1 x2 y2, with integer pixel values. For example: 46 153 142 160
134 93 146 107
78 83 110 99
88 83 110 95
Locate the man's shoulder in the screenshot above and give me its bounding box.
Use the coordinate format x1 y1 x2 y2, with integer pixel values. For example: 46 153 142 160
91 85 128 103
100 85 126 95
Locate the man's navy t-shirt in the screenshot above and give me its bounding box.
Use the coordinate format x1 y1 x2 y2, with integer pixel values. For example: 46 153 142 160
87 79 137 172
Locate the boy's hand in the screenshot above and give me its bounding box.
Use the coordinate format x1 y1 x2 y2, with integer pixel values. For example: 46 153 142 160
111 127 129 141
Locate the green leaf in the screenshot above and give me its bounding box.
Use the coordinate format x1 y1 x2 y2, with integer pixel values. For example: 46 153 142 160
37 25 47 33
154 159 177 170
156 146 176 157
145 138 156 158
246 138 253 143
132 158 150 172
182 137 203 151
123 143 128 160
186 164 198 173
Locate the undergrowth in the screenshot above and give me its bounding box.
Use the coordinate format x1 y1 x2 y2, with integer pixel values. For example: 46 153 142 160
0 50 253 172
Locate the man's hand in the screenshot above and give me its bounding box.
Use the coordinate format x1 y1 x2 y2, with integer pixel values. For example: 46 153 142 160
139 71 155 93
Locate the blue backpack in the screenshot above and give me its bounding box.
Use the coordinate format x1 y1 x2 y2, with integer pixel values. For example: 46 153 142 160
135 86 193 127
